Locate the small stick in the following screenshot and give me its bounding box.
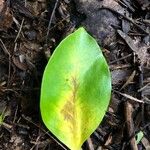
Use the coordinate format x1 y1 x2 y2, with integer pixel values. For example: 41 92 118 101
0 38 10 56
138 65 145 126
120 70 136 90
138 83 150 92
114 90 144 103
14 0 26 42
0 38 11 86
87 137 94 150
46 0 59 44
14 18 24 42
22 115 67 150
124 101 138 150
110 54 132 64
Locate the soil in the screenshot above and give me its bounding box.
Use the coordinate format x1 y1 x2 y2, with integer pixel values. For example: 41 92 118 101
0 0 150 150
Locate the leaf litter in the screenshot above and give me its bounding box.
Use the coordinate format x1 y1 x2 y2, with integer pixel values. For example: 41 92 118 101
0 0 150 149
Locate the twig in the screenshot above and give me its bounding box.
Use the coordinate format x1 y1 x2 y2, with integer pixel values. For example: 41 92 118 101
87 137 94 150
46 0 59 44
120 70 136 90
22 115 67 150
110 54 132 64
110 64 131 70
124 101 138 150
0 39 10 56
14 18 25 42
48 15 70 32
138 83 150 92
0 39 11 86
13 105 18 123
114 90 144 103
2 122 12 129
14 0 26 42
138 65 145 126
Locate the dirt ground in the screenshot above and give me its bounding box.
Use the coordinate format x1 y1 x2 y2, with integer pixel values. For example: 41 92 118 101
0 0 150 150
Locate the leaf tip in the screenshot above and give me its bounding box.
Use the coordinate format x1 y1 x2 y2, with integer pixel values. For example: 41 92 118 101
76 27 86 33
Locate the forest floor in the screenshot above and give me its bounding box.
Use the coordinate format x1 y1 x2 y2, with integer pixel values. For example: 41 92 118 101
0 0 150 150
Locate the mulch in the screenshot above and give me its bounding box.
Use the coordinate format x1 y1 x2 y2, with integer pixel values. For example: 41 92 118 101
0 0 149 149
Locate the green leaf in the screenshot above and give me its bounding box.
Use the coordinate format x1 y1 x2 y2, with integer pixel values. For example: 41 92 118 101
136 131 144 144
40 27 111 150
0 114 3 125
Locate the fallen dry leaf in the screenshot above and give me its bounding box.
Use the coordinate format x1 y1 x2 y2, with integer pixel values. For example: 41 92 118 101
117 30 150 66
0 1 13 30
0 0 4 12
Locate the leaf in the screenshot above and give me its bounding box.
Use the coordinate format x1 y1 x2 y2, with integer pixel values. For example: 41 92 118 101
136 131 144 144
0 114 3 125
40 27 111 150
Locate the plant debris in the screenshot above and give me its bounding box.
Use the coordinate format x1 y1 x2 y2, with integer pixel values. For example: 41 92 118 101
0 0 150 149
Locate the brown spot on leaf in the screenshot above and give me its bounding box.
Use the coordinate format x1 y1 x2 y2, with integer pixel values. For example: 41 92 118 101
61 77 79 132
61 100 74 122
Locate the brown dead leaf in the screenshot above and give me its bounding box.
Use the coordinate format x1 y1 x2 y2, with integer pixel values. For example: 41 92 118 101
26 0 47 16
0 1 13 30
0 0 4 12
117 30 150 66
12 55 28 71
